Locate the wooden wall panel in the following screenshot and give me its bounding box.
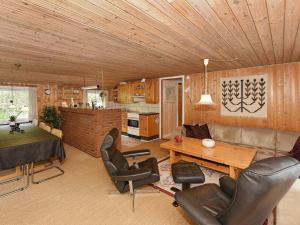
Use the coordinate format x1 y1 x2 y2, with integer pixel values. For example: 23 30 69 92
0 82 83 118
184 62 300 132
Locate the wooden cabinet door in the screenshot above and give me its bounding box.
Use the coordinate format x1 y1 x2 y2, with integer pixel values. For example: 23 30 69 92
121 112 127 133
134 82 145 96
139 114 159 137
117 85 126 103
118 84 134 103
139 115 148 137
145 79 159 104
148 114 159 136
125 83 134 103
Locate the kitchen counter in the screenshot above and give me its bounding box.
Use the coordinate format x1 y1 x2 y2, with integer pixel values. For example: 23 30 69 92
59 107 121 157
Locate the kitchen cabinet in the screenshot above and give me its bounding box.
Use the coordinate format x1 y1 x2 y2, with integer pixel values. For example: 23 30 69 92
133 82 145 96
121 111 127 133
139 114 159 139
145 79 159 104
117 79 158 104
118 84 134 103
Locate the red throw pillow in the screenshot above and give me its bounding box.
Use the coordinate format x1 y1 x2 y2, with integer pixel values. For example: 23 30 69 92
183 124 212 140
289 136 300 161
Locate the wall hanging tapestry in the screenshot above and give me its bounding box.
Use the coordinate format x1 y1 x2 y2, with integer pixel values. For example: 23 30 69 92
220 74 267 117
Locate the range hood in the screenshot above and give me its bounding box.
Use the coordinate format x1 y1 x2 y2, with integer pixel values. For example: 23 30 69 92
132 95 145 103
81 85 100 90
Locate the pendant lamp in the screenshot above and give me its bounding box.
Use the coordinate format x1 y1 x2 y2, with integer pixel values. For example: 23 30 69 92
198 58 214 105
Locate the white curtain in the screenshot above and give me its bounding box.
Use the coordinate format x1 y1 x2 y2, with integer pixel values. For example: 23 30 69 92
28 87 37 121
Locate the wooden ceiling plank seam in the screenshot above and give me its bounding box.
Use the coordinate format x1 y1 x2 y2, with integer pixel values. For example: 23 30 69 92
0 11 197 74
102 0 229 70
283 0 300 62
15 0 237 71
50 0 206 68
169 0 244 68
225 0 268 65
0 37 192 78
126 0 236 67
266 0 285 64
0 4 169 60
20 0 198 69
246 0 276 64
185 0 255 67
146 0 241 67
203 0 262 66
74 0 215 68
0 26 181 72
290 21 300 61
2 13 185 68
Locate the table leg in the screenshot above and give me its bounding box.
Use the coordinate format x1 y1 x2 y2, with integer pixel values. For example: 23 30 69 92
170 150 176 164
229 166 238 180
229 166 240 179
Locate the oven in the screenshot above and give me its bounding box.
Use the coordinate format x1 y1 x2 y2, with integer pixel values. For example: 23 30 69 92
127 113 140 136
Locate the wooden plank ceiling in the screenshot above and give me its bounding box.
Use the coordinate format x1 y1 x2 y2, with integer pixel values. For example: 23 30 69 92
0 0 299 88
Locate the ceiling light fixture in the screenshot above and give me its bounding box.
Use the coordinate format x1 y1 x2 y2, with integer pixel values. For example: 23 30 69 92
198 58 214 105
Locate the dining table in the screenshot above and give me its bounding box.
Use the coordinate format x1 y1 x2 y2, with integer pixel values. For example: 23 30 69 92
0 124 66 171
0 123 66 197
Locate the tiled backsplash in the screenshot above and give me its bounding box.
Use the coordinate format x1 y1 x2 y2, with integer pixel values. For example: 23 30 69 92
107 101 159 113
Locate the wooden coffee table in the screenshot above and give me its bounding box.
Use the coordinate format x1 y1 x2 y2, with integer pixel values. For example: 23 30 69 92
160 137 257 179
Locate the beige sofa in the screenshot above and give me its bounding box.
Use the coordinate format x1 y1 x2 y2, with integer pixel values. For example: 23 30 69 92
180 123 300 161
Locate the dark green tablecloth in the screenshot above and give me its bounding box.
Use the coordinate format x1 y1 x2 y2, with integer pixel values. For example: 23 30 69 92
0 124 66 170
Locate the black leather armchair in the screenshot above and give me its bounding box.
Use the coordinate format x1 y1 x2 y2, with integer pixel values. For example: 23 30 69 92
100 128 160 210
175 156 300 225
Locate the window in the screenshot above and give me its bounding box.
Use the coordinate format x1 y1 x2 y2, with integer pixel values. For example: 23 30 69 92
0 86 37 124
86 90 107 108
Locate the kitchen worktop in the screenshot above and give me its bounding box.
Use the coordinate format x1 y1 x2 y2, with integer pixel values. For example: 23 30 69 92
121 110 159 116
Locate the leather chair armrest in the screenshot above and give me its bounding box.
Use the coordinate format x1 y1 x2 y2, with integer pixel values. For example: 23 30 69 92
112 168 152 182
219 176 236 198
122 149 150 158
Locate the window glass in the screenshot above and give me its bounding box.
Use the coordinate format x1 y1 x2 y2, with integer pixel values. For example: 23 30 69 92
86 90 106 108
0 86 36 124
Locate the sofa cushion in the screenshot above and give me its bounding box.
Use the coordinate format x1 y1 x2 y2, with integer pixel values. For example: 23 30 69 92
241 127 276 150
192 124 212 139
209 123 242 144
183 124 211 140
183 124 195 137
289 137 300 161
276 131 300 152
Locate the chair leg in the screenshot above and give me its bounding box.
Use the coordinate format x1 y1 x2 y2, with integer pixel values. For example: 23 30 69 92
0 165 25 185
109 181 160 212
129 180 135 212
0 164 30 198
31 162 64 184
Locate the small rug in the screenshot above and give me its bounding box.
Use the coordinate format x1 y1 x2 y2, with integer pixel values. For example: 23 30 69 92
152 157 224 196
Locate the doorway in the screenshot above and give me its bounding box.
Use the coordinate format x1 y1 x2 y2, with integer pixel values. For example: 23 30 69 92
159 76 184 139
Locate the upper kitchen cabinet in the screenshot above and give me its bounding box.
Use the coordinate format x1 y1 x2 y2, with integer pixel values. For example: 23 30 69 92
145 79 159 104
117 79 158 104
117 83 134 103
133 82 145 96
